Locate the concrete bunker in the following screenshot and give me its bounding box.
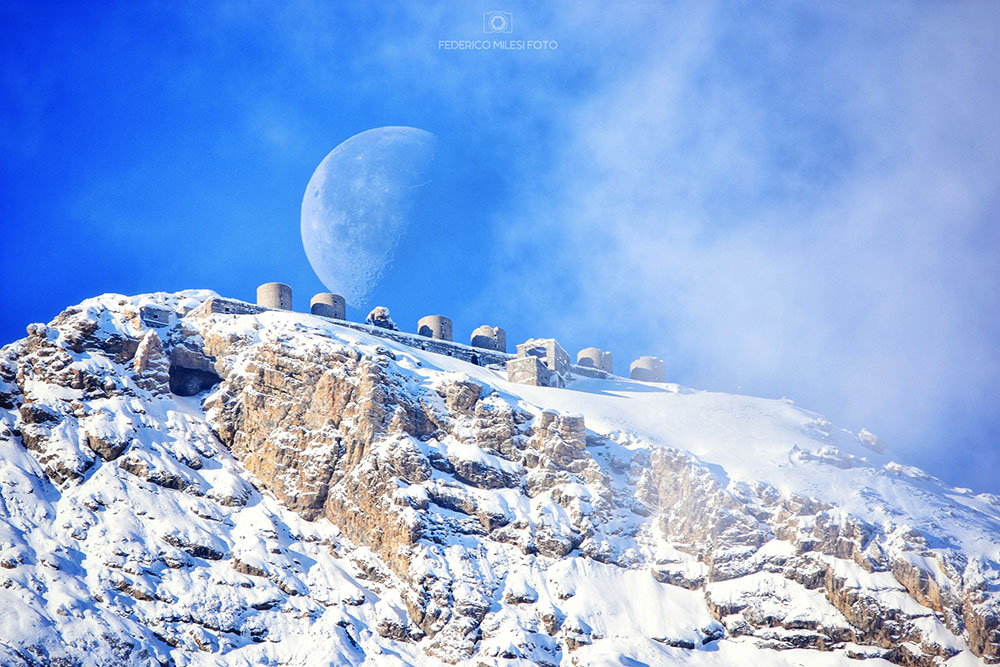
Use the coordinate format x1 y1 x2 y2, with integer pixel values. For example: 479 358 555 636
517 338 570 377
506 355 554 387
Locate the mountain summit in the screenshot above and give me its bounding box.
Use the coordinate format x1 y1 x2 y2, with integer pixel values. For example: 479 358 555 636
1 291 998 666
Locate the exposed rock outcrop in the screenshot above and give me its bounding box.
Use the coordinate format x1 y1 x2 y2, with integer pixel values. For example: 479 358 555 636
0 290 997 666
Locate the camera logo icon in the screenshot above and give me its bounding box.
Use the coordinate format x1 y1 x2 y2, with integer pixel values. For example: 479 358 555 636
484 11 513 34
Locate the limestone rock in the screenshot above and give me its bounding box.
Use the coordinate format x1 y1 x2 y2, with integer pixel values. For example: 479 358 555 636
0 290 997 665
85 430 131 461
132 329 171 394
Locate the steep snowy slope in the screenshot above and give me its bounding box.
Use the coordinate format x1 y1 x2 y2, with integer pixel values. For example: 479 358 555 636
0 291 997 666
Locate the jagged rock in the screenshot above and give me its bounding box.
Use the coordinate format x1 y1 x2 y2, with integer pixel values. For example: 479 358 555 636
0 290 997 666
19 401 60 425
437 379 482 417
133 329 171 394
448 454 521 490
161 533 227 561
119 454 198 493
85 429 131 461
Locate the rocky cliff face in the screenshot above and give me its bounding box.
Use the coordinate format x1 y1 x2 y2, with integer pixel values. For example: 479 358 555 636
0 290 998 666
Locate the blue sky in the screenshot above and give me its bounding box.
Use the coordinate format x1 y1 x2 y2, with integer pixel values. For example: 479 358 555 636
2 2 999 493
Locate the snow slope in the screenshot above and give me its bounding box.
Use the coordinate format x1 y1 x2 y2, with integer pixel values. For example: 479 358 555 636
0 290 997 666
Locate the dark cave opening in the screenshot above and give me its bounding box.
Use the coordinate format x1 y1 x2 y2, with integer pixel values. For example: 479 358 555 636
168 365 222 396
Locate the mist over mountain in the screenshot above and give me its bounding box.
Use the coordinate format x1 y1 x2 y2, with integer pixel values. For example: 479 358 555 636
4 3 999 496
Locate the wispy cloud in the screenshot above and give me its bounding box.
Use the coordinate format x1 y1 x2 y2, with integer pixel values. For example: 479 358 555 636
475 2 1000 486
7 0 996 489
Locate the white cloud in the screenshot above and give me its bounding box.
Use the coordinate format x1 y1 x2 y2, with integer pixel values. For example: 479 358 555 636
165 0 1000 488
481 2 1000 486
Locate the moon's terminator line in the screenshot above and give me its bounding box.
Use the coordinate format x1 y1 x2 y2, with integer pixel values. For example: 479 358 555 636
301 126 436 306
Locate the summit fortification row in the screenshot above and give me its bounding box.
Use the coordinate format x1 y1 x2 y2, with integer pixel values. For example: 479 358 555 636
253 282 665 387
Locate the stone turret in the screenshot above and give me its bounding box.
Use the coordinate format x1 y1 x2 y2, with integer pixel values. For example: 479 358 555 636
310 293 345 320
470 325 506 353
577 347 613 374
630 356 664 382
417 315 452 341
257 282 292 310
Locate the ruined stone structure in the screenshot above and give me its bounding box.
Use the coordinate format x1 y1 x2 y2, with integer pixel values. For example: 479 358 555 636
516 338 570 377
577 347 613 374
505 355 555 387
630 356 665 382
189 298 264 318
139 305 171 327
507 338 570 388
310 292 345 320
204 287 657 388
470 325 506 353
256 282 292 310
191 297 511 367
417 315 452 342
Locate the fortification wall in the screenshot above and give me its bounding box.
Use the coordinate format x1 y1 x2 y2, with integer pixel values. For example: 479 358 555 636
187 297 268 318
191 297 509 366
188 296 622 379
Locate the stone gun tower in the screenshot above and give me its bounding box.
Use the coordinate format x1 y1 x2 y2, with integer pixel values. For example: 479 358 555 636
470 325 506 353
257 282 292 310
577 347 613 374
310 292 345 320
630 356 665 382
417 315 453 341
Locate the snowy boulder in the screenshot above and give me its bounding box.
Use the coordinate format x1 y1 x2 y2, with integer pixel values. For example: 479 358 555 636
366 305 398 331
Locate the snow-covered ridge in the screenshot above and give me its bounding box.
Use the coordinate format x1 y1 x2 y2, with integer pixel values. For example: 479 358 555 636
0 290 998 666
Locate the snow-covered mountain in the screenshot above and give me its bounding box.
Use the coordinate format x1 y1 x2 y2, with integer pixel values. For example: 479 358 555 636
1 290 998 666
